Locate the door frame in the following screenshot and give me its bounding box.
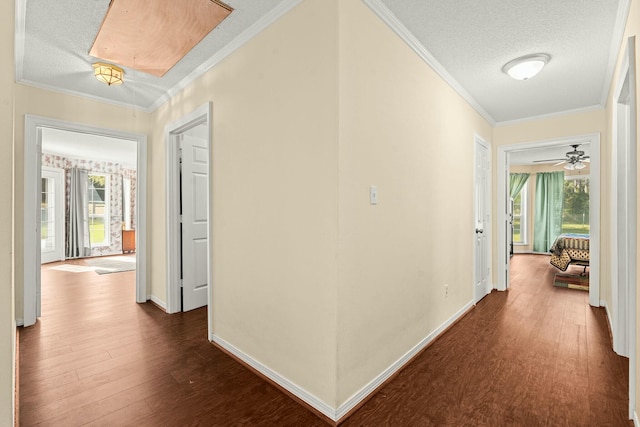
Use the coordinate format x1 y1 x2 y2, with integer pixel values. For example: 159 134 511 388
611 35 637 418
40 166 66 264
473 134 492 303
24 115 148 327
496 133 600 307
165 103 213 336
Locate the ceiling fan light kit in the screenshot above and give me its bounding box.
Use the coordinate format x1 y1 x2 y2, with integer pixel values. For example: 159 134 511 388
502 53 551 80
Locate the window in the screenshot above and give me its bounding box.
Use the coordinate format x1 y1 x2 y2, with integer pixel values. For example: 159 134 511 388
512 181 528 244
88 173 109 247
562 176 589 234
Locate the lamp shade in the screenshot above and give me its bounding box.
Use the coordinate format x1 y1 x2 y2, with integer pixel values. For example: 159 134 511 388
92 62 124 86
503 54 550 81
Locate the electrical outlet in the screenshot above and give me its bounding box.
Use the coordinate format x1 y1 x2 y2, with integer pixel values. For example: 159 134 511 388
444 284 449 298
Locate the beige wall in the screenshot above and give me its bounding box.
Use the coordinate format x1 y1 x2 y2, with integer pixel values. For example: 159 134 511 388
152 0 340 405
603 0 640 416
0 1 15 424
510 164 591 254
336 0 492 405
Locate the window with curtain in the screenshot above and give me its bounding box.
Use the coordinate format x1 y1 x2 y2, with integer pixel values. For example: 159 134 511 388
509 172 530 245
88 173 110 247
513 181 528 244
562 176 590 234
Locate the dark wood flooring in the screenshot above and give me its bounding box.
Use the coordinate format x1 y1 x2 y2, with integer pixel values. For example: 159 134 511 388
19 254 630 426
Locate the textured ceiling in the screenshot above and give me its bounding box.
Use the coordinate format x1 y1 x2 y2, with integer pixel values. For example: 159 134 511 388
17 0 627 123
18 0 293 111
376 0 626 123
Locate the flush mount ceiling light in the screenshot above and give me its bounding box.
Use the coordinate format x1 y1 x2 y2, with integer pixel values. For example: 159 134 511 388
92 62 124 86
502 53 551 81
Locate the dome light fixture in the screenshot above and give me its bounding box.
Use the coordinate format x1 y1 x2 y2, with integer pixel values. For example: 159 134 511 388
502 53 550 81
92 62 124 86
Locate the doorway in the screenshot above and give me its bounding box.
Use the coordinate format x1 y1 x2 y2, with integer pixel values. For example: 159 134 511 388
165 103 213 338
24 115 147 327
497 133 600 306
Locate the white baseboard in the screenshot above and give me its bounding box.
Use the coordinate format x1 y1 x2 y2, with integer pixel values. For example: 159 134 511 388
15 318 24 327
603 300 614 336
149 295 167 311
212 300 473 423
211 335 337 420
634 410 639 426
335 300 474 419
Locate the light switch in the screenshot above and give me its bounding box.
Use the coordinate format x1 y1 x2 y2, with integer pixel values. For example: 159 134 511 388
370 185 378 205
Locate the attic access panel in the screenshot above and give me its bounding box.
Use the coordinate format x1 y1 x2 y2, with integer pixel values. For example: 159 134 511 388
89 0 233 77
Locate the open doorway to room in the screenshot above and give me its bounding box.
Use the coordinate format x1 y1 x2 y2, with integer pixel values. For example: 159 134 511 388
23 115 147 327
497 134 600 308
165 103 213 339
39 127 139 311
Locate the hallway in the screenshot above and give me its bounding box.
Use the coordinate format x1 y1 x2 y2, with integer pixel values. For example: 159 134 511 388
19 254 630 425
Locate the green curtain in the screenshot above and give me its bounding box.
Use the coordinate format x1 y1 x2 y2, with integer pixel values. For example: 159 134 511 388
533 171 565 252
509 173 530 199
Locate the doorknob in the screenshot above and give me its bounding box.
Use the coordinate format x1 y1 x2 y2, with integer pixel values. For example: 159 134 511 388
475 228 484 234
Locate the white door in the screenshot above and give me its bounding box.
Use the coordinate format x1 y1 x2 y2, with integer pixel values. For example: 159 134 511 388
180 134 209 311
474 137 491 303
41 167 65 264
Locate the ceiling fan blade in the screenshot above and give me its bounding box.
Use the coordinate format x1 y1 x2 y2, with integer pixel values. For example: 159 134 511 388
553 160 566 166
533 158 566 163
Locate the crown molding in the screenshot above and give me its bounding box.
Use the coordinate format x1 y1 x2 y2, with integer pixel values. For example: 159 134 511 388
495 104 604 127
361 0 496 127
149 0 305 112
600 0 631 106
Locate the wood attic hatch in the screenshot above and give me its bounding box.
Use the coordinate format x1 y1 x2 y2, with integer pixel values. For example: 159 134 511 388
89 0 233 77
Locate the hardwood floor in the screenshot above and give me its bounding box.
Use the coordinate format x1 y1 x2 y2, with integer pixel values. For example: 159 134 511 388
20 254 630 426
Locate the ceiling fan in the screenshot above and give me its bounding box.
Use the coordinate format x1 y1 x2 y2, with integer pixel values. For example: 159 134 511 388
533 144 590 170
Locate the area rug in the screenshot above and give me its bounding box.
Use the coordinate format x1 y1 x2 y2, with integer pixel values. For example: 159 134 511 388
84 256 136 275
553 273 589 291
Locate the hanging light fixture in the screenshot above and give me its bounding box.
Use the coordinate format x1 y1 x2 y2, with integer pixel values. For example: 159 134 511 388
502 54 550 80
92 62 124 86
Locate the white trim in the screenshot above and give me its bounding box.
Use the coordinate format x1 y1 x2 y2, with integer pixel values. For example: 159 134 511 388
497 148 509 291
17 79 153 113
148 0 304 112
213 300 474 422
600 0 632 106
15 319 24 327
336 300 475 420
14 0 26 82
361 0 495 126
164 103 213 338
495 104 603 127
149 295 167 311
23 115 148 326
611 36 637 419
497 133 601 306
633 410 639 426
212 334 336 420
